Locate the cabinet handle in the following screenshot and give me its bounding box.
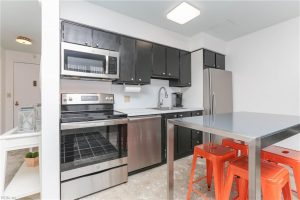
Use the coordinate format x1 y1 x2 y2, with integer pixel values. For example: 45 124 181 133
96 43 99 47
188 83 191 85
138 78 142 81
131 78 134 81
162 72 165 75
169 73 171 76
85 42 88 45
174 115 177 117
179 114 183 117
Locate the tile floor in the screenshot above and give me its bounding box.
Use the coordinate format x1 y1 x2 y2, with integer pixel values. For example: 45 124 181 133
21 155 298 200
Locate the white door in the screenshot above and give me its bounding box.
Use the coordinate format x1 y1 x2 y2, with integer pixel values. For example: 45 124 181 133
13 62 40 127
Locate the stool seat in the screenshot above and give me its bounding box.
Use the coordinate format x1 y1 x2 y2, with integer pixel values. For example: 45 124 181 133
187 143 236 200
196 143 236 157
222 138 248 156
223 156 292 200
230 156 289 183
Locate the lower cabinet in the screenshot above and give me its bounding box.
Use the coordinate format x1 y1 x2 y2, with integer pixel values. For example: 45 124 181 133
161 110 203 163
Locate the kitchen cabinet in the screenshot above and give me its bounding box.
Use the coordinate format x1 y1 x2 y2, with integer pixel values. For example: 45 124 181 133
166 47 180 79
169 51 191 87
92 30 120 51
215 53 225 70
191 111 203 147
152 44 166 77
117 36 136 84
161 110 203 163
203 49 226 70
135 40 152 84
62 22 92 46
177 112 193 157
203 49 216 68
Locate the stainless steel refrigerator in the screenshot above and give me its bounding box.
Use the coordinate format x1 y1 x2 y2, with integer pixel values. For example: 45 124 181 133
203 68 233 143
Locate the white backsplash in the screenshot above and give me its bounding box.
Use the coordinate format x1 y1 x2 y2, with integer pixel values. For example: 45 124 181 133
112 79 182 110
60 79 182 109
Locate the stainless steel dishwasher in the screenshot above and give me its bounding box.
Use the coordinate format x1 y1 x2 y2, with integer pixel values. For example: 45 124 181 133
128 115 162 173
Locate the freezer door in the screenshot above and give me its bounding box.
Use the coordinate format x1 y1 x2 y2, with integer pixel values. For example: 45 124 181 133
203 69 211 116
210 68 233 114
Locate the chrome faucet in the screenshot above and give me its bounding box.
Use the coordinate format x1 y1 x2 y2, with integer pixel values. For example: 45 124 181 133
158 87 168 108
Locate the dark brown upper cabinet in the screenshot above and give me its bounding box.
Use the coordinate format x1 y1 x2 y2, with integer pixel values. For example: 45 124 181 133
203 49 216 68
135 40 152 84
62 22 92 46
152 44 166 77
203 49 226 70
166 47 180 79
215 53 225 70
92 30 120 51
117 36 136 84
170 50 191 87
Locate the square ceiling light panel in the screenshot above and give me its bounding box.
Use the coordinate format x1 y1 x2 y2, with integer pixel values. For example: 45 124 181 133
167 2 200 25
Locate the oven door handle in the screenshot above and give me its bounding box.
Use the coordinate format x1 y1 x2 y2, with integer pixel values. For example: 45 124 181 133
61 118 128 130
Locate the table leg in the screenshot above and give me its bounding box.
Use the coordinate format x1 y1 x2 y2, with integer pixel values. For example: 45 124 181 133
0 146 7 196
248 139 261 199
167 122 175 200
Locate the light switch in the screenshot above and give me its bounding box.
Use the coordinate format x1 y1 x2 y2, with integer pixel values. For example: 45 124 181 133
124 96 130 103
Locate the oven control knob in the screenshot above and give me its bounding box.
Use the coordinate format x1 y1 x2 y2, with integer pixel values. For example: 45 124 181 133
105 97 110 101
109 97 113 101
68 97 73 101
63 98 67 102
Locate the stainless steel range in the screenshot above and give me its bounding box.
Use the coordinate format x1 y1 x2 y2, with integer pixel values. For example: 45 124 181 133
60 93 128 200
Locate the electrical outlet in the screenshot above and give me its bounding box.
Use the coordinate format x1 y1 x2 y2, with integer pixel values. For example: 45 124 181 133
124 96 130 103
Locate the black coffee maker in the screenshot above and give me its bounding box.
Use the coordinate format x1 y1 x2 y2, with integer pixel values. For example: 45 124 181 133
172 92 183 108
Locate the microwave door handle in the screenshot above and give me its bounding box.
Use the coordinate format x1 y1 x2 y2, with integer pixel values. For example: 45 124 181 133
105 55 109 74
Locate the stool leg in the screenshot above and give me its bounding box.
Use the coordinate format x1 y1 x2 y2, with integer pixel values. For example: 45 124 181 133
238 178 248 200
212 160 225 200
292 166 300 200
223 165 234 200
206 159 213 191
262 184 281 200
282 181 292 200
186 153 198 200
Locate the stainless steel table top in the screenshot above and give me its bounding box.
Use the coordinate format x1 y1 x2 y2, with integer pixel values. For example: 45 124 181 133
167 112 300 200
168 112 300 143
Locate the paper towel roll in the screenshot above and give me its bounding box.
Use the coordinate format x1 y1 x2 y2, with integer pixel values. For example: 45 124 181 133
124 85 141 93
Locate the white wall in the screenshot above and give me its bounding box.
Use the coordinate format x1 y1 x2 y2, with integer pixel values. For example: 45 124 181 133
2 50 40 132
112 79 181 110
60 1 190 51
227 17 300 150
190 32 228 54
0 46 3 133
40 0 60 199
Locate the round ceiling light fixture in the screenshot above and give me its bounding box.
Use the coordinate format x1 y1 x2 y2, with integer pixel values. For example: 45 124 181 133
16 36 32 45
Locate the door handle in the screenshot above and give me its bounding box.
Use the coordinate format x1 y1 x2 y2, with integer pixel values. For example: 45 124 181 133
211 92 215 116
15 101 19 106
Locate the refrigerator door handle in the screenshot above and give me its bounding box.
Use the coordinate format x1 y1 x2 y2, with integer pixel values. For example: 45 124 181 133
212 92 215 116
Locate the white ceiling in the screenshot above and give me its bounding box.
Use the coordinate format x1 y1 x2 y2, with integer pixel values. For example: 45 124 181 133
0 0 41 53
89 0 300 41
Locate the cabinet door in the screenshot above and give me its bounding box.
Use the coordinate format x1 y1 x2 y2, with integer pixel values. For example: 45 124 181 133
192 130 203 147
92 30 120 51
152 44 166 77
203 49 216 68
62 22 92 46
118 36 136 83
215 53 225 70
166 47 180 78
177 112 192 157
180 51 191 86
135 40 152 84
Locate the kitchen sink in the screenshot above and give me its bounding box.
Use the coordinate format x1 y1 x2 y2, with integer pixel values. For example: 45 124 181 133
150 107 186 110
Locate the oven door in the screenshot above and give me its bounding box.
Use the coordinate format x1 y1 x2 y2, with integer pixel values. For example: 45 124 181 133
60 118 128 180
61 42 119 79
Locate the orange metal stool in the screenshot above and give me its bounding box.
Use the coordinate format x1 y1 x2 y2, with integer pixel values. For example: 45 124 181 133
262 145 300 199
186 143 236 200
222 138 248 156
223 156 292 200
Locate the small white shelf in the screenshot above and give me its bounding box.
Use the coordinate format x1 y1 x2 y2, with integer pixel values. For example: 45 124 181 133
4 162 40 199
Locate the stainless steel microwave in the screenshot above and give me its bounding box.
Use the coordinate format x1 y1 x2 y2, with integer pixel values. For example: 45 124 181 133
61 42 119 79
